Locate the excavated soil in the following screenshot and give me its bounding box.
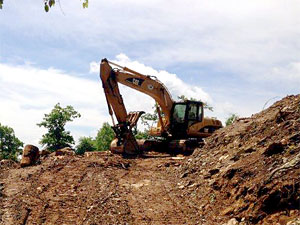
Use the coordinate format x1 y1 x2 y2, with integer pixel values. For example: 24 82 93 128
0 152 200 225
175 94 300 224
0 94 300 225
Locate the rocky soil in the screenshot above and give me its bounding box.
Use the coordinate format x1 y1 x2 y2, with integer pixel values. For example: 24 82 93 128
175 94 300 224
0 95 299 225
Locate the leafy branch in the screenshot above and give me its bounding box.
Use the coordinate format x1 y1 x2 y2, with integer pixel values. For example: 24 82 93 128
177 95 213 111
0 0 88 11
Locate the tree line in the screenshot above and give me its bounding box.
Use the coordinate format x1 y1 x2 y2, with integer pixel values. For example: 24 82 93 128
0 101 239 161
0 103 115 161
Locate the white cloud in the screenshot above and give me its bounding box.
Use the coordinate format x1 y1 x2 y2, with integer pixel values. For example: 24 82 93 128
0 63 109 148
268 62 300 84
2 0 300 70
90 53 211 104
2 0 300 106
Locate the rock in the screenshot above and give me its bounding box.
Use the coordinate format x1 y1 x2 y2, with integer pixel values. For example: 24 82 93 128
280 138 288 146
224 218 239 225
20 145 39 167
263 142 284 156
178 185 185 189
55 147 75 156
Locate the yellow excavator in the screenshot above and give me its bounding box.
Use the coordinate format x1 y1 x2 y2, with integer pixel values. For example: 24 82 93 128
100 58 222 155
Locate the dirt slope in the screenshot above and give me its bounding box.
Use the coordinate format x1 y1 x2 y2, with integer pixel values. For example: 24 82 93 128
175 94 300 224
0 94 299 225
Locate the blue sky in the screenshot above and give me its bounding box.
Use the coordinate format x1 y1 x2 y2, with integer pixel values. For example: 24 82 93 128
0 0 300 147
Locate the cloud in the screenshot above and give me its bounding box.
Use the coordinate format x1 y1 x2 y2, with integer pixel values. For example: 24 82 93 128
90 54 211 105
268 62 300 85
2 0 300 71
0 63 108 148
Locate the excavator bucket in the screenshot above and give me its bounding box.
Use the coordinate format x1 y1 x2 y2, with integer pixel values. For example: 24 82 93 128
110 111 145 155
110 130 141 155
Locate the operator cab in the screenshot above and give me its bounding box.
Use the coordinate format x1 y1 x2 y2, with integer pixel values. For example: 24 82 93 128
170 100 203 138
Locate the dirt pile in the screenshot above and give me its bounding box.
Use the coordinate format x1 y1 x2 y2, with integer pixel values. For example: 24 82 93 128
0 95 299 225
1 151 200 225
0 152 135 224
176 94 300 224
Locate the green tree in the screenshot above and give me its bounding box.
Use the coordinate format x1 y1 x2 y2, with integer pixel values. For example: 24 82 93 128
177 95 213 111
136 102 160 139
225 113 239 126
132 127 150 140
37 103 81 151
0 123 23 161
140 112 158 130
75 136 96 155
94 122 115 151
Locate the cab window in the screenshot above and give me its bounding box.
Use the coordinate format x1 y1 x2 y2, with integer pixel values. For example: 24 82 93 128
173 104 186 123
188 103 198 120
198 105 203 121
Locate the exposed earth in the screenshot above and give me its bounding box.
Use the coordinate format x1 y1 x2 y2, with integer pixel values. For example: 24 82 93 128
0 95 300 225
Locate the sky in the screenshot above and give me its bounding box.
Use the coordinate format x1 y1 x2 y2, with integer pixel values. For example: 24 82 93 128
0 0 300 148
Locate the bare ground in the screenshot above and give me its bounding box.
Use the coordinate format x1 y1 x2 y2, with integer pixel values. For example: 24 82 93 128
1 94 300 225
0 152 203 225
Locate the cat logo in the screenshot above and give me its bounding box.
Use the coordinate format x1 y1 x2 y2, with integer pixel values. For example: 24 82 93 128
125 77 144 86
132 78 140 86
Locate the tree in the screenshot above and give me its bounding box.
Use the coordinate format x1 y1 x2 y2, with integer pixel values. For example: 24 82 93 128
0 123 23 161
94 122 115 151
177 95 213 111
225 113 239 126
132 127 150 140
140 112 158 130
37 103 81 151
75 136 96 155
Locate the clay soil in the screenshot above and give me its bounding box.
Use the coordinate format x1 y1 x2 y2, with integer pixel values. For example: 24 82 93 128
1 95 300 225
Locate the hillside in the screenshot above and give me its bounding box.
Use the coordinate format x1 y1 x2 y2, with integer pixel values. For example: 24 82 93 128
175 94 300 224
0 95 299 225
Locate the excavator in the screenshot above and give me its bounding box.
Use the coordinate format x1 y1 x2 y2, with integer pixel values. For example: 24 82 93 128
100 58 222 155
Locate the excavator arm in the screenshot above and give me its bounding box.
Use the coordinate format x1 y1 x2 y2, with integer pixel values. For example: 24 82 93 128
100 58 174 154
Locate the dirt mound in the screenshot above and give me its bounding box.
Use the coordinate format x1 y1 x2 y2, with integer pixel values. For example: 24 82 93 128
0 151 199 224
0 95 299 225
0 152 135 224
176 94 300 224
